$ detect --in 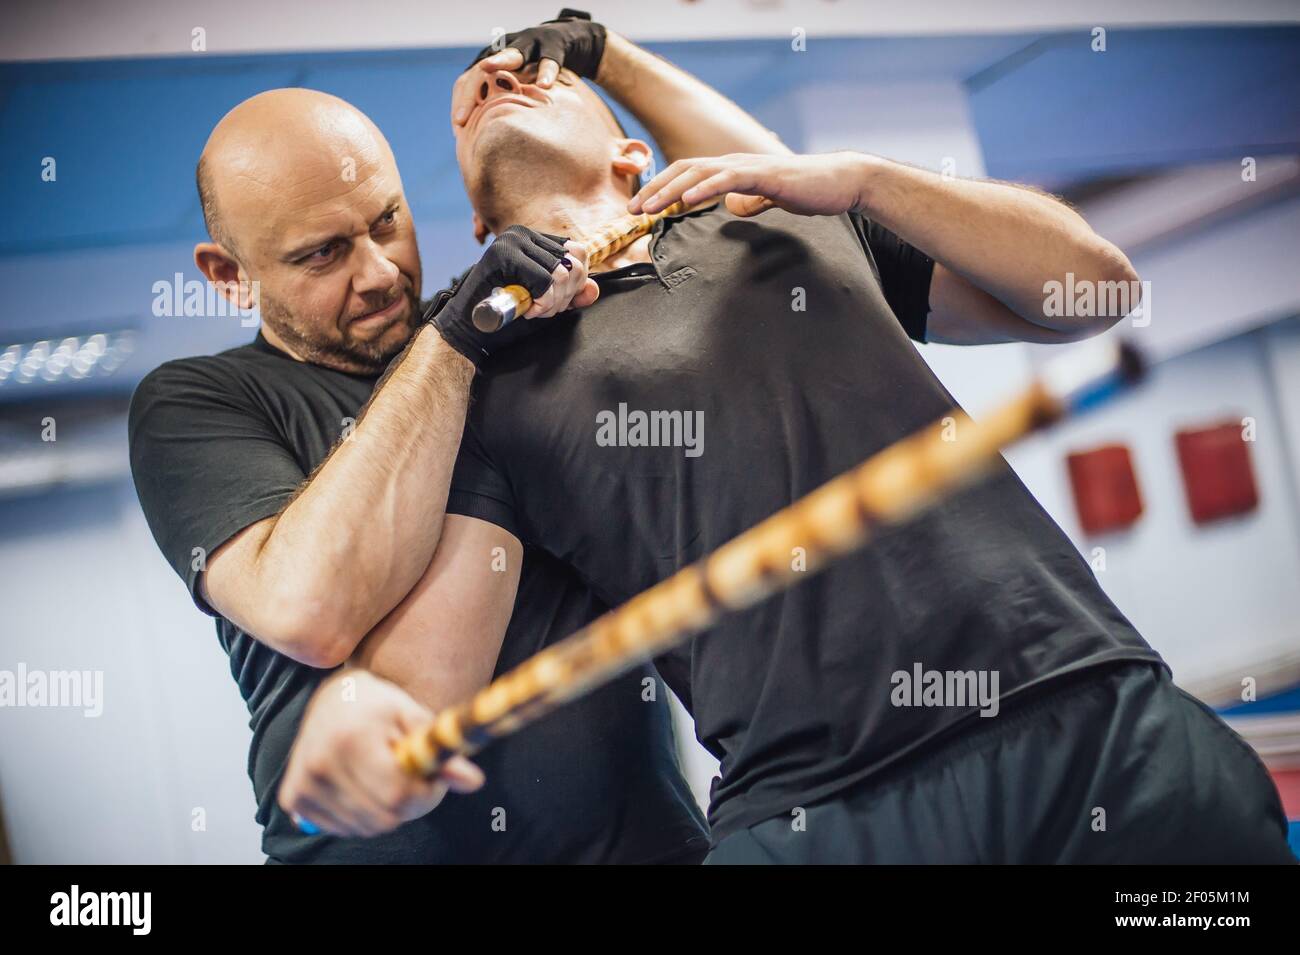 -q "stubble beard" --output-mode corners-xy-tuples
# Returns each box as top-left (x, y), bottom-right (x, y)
(259, 285), (421, 376)
(471, 119), (599, 230)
